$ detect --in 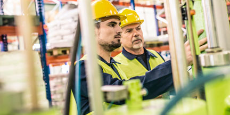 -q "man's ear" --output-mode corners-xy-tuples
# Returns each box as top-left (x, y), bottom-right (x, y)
(95, 27), (100, 38)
